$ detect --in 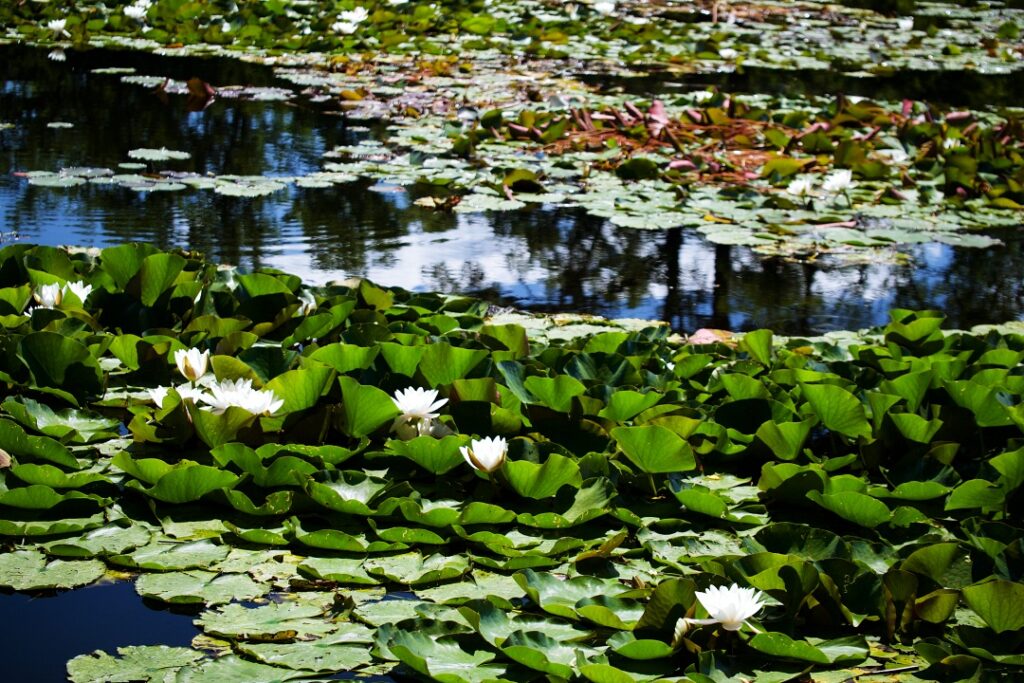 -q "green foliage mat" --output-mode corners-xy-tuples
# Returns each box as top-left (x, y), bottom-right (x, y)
(0, 244), (1023, 681)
